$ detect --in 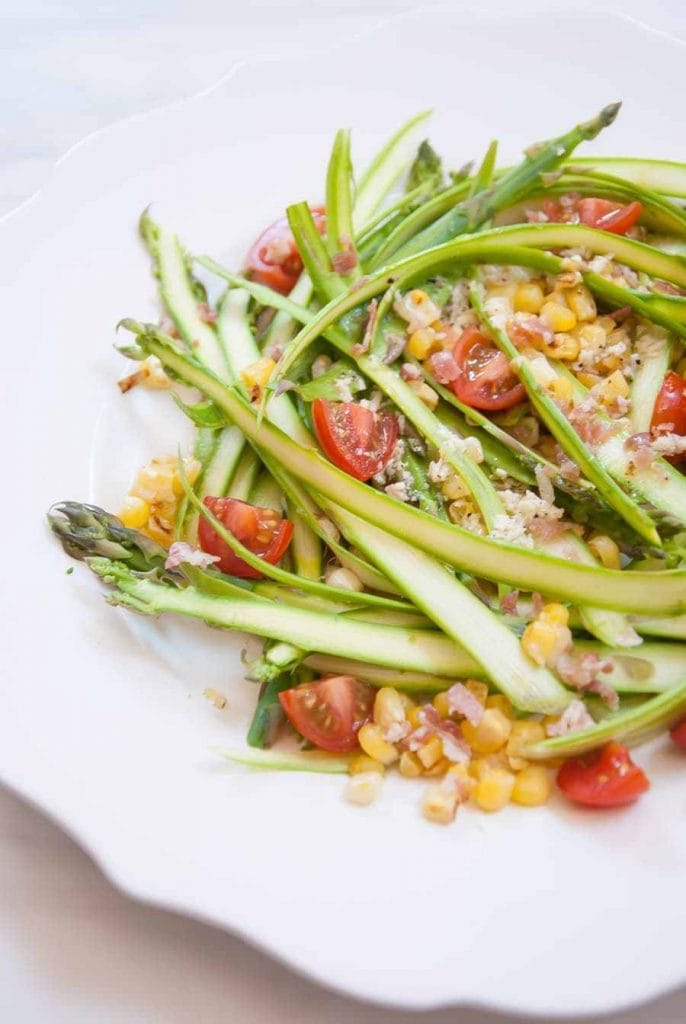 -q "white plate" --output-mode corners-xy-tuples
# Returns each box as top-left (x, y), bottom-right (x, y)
(3, 6), (686, 1015)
